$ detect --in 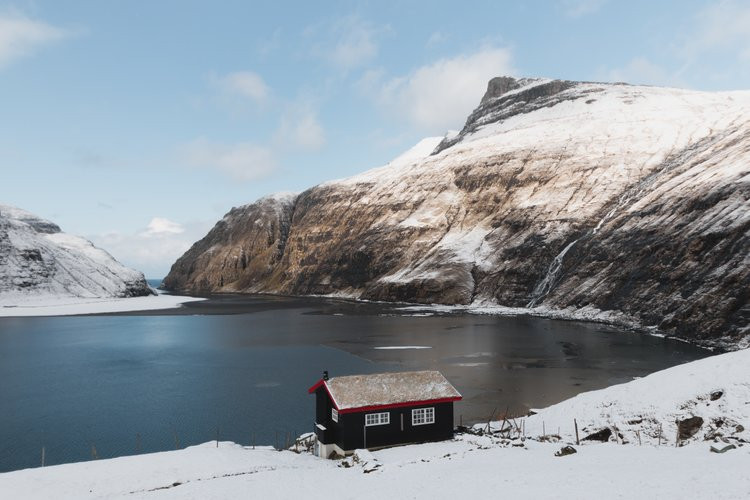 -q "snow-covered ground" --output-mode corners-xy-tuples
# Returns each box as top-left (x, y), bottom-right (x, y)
(2, 348), (748, 499)
(2, 438), (748, 499)
(0, 293), (205, 317)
